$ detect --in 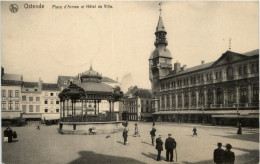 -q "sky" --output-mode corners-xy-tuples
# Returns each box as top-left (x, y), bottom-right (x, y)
(1, 1), (259, 92)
